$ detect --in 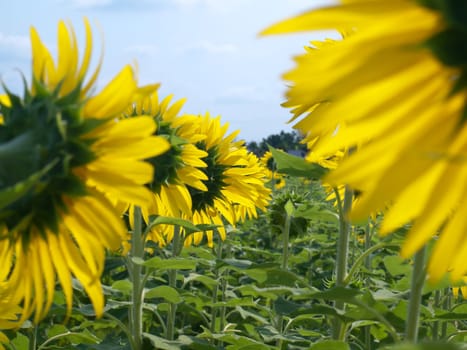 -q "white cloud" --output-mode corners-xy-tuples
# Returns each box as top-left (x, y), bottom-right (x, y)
(0, 32), (30, 58)
(182, 40), (237, 55)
